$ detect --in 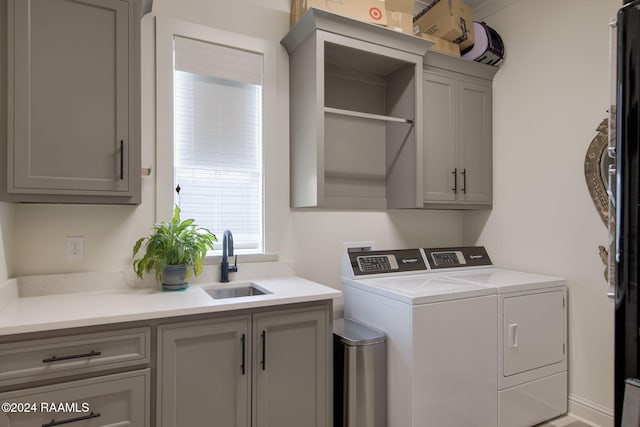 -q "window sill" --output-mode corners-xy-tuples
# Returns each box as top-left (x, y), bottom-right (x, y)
(204, 252), (279, 264)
